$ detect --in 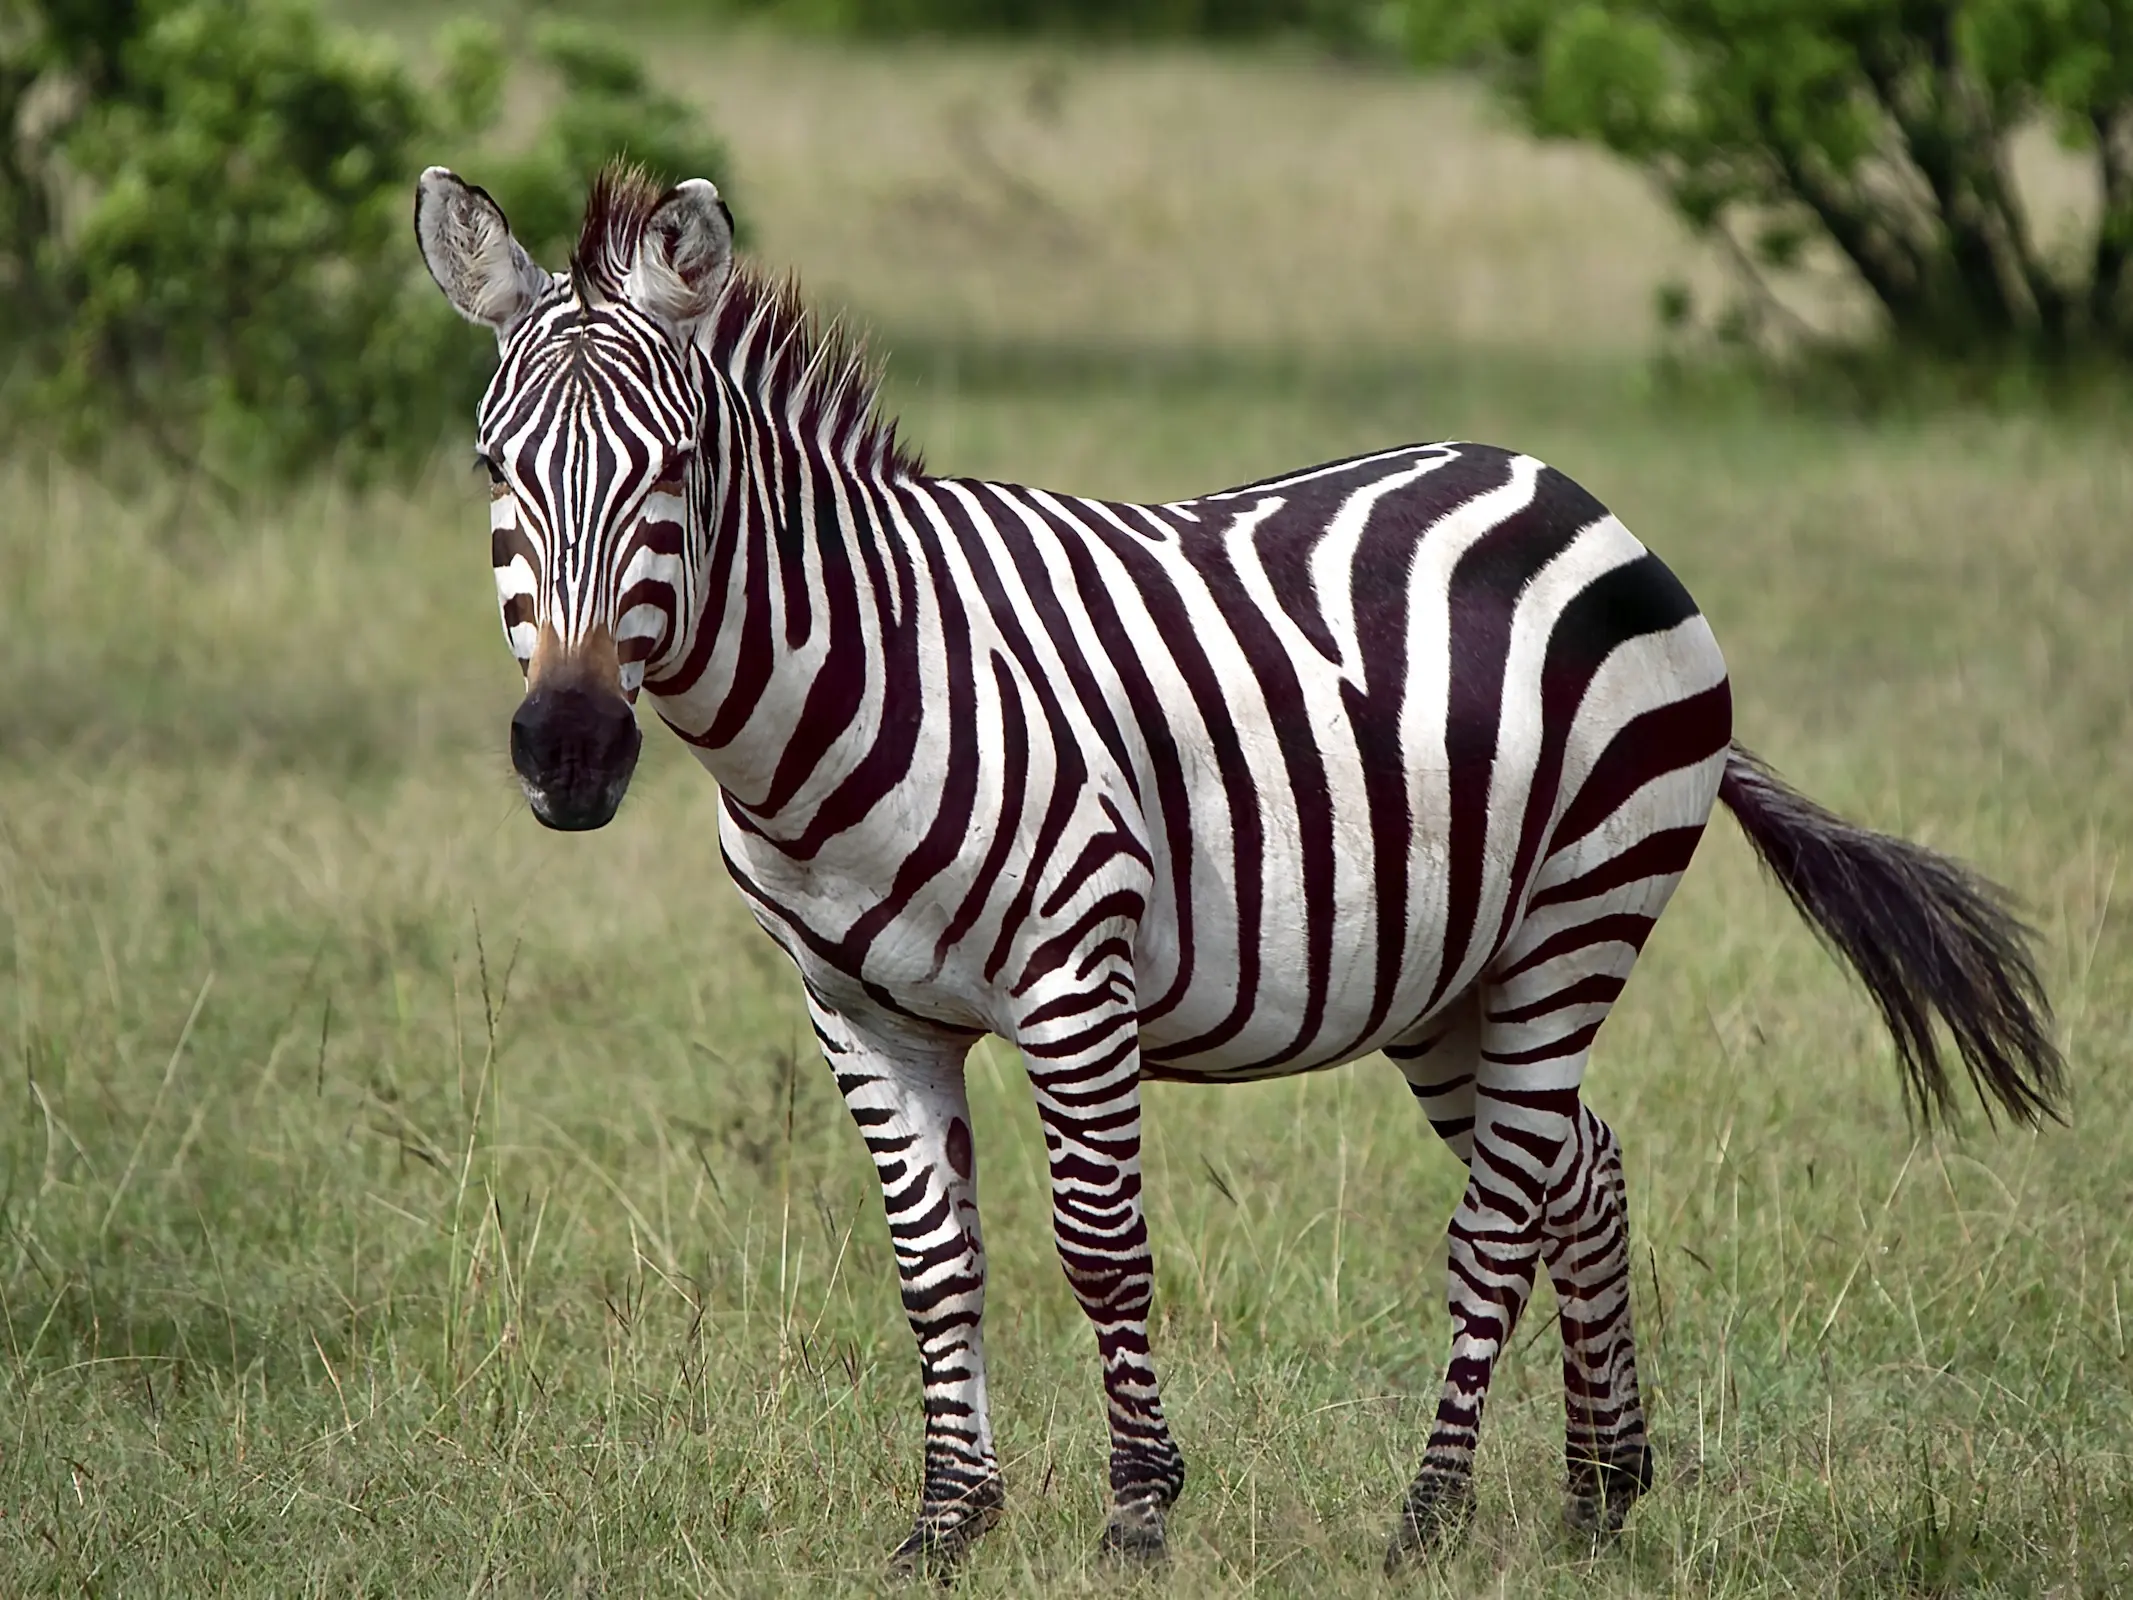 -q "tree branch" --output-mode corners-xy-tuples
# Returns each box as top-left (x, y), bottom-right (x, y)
(1932, 18), (2068, 346)
(2092, 107), (2133, 340)
(1857, 24), (2014, 343)
(1705, 207), (1823, 347)
(1765, 132), (1927, 335)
